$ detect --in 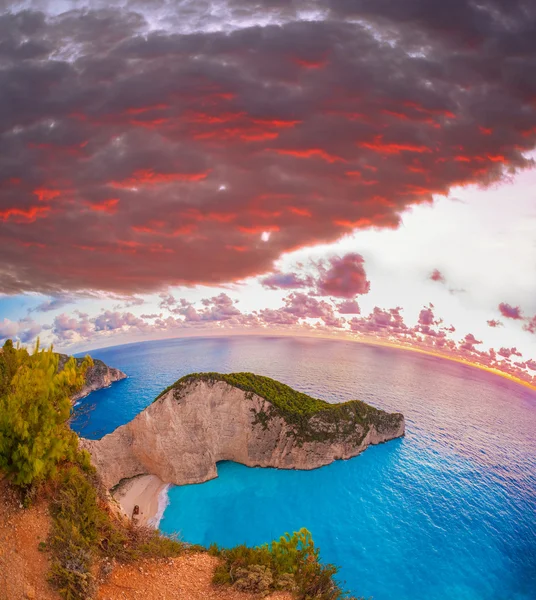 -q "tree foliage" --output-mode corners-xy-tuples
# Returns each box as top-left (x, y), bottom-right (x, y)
(212, 527), (365, 599)
(0, 340), (92, 486)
